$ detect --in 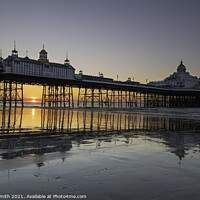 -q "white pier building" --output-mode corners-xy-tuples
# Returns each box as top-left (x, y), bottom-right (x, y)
(1, 44), (75, 80)
(148, 61), (200, 89)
